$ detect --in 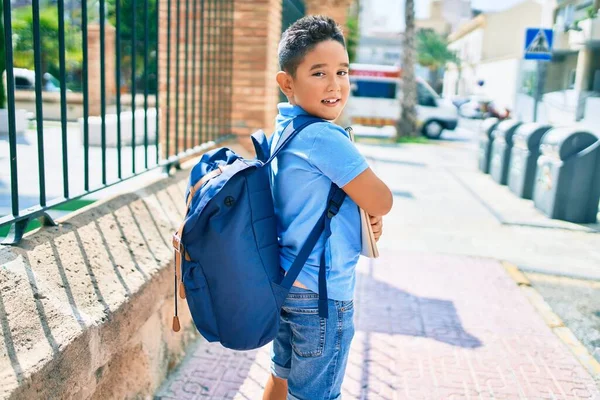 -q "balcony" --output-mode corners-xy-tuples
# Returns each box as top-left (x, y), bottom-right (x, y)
(569, 16), (600, 46)
(552, 26), (572, 52)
